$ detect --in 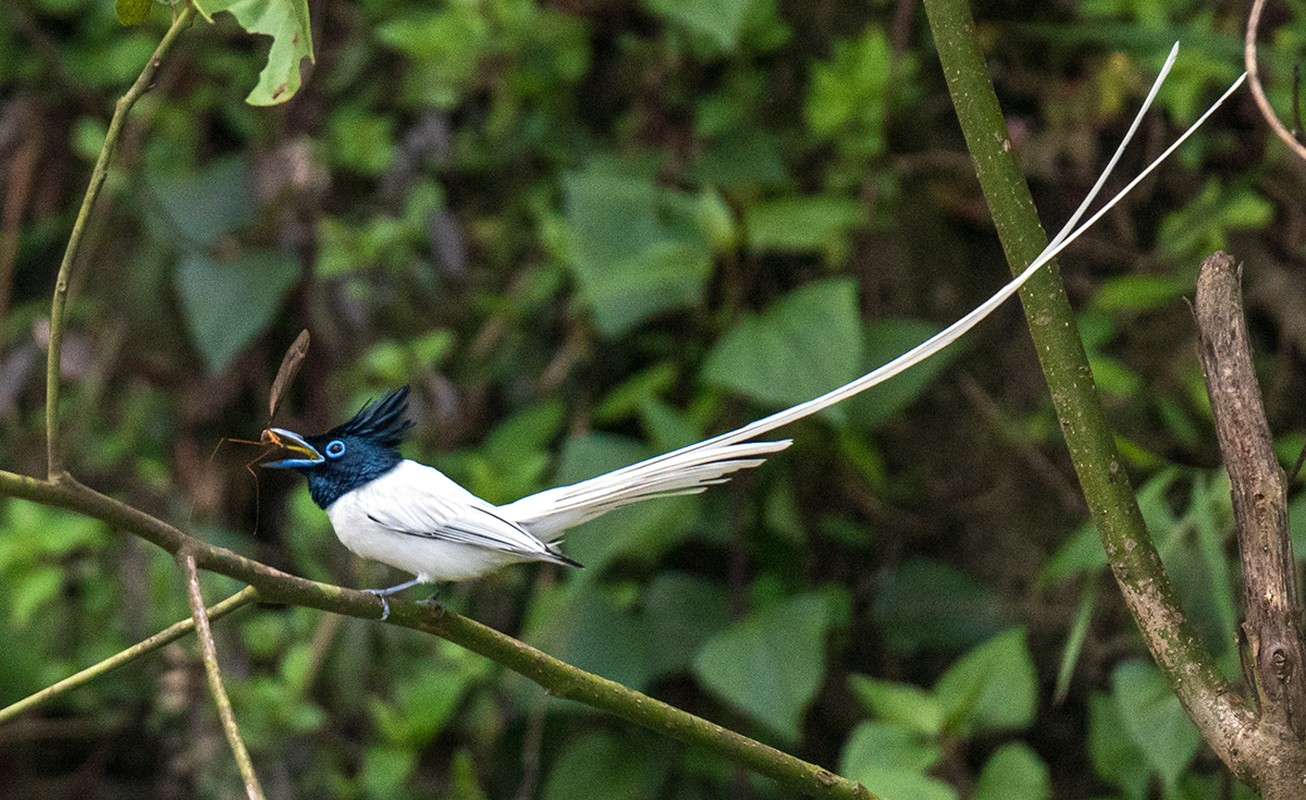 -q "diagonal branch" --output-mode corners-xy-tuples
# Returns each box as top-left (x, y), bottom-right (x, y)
(920, 0), (1256, 782)
(0, 468), (871, 799)
(0, 586), (257, 725)
(180, 552), (266, 800)
(44, 3), (196, 478)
